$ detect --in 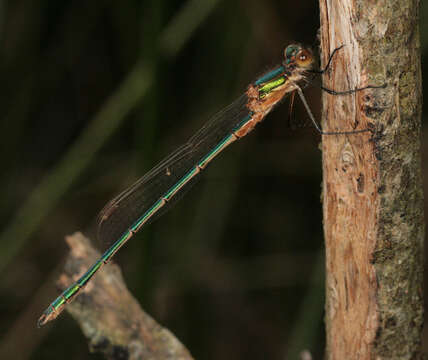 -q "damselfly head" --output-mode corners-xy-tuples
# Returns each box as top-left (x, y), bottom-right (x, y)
(283, 44), (315, 72)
